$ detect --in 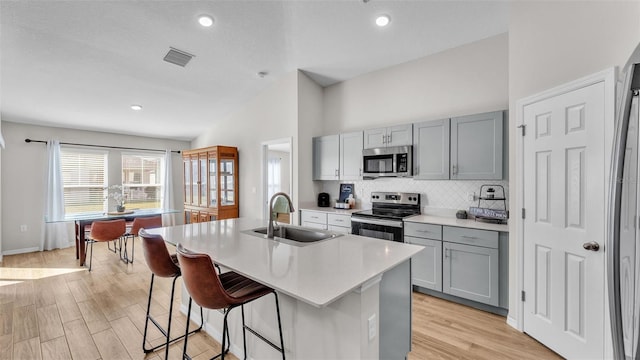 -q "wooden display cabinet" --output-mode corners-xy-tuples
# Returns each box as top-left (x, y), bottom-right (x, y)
(183, 145), (239, 223)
